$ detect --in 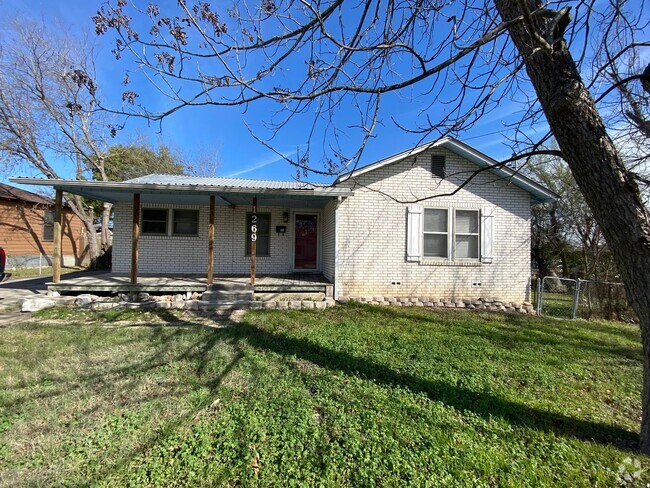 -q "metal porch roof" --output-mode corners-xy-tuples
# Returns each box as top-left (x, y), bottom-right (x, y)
(8, 176), (350, 208)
